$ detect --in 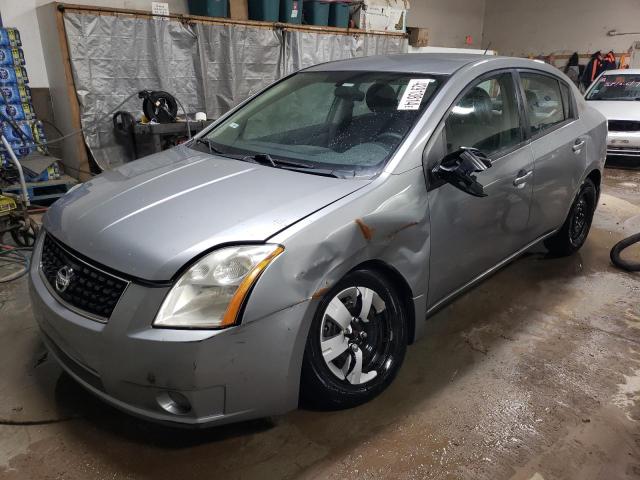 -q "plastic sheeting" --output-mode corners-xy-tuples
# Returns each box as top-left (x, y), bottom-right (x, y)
(64, 12), (408, 170)
(64, 13), (204, 170)
(284, 30), (407, 72)
(195, 23), (284, 120)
